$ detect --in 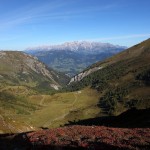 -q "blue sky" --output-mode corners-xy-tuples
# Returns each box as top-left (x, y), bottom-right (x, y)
(0, 0), (150, 50)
